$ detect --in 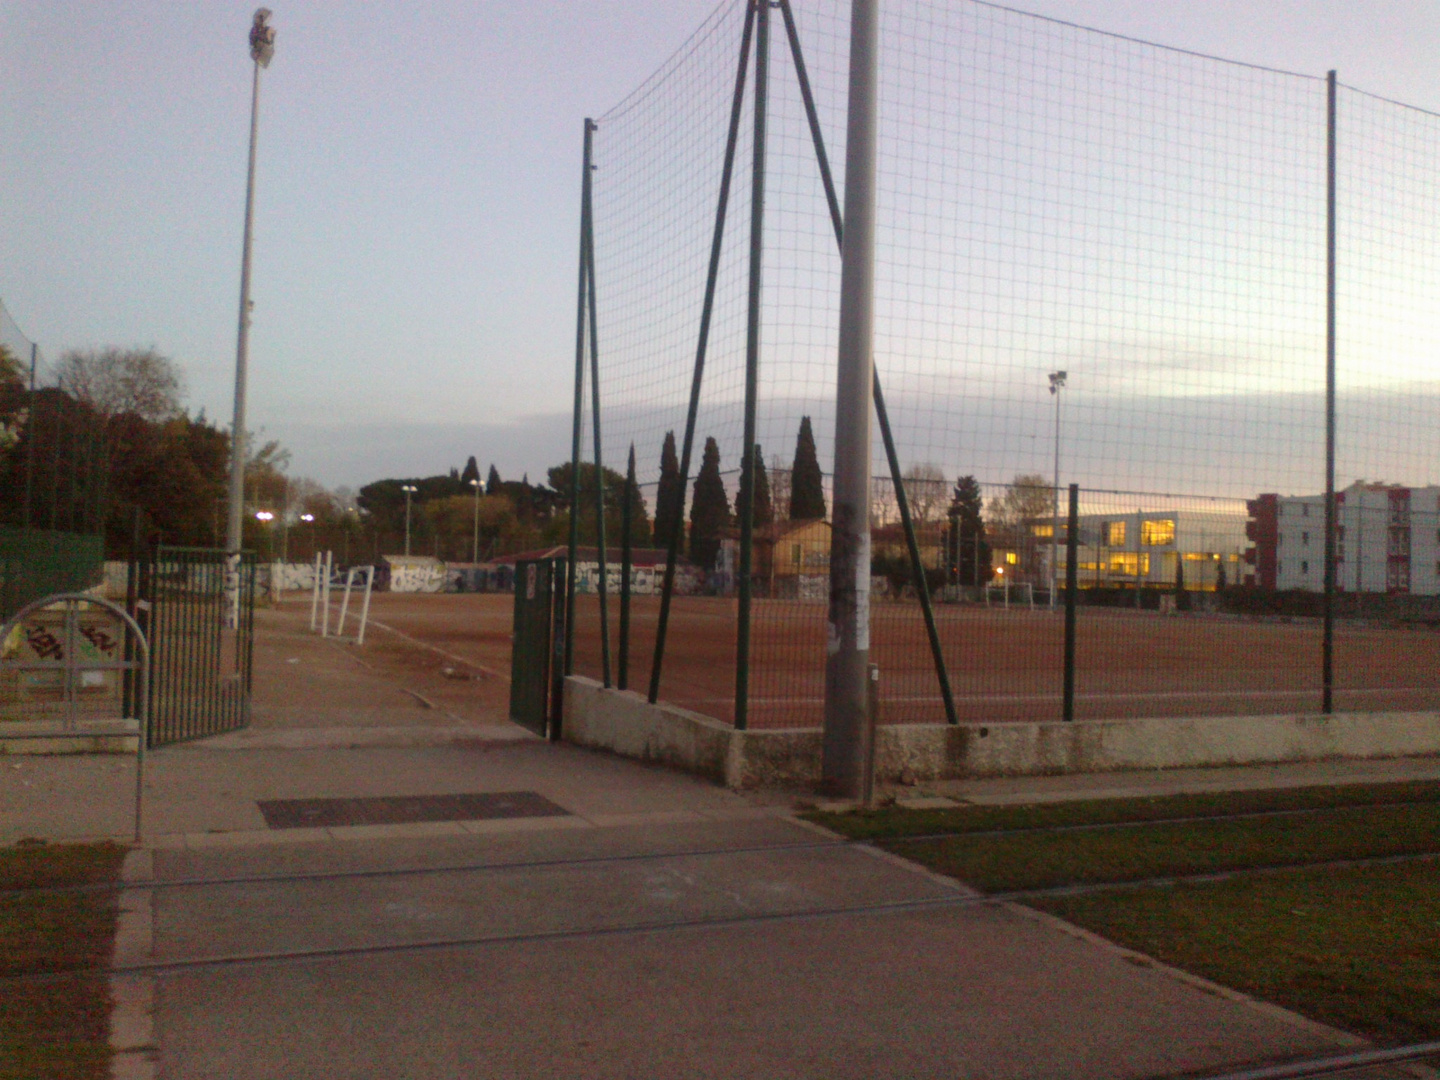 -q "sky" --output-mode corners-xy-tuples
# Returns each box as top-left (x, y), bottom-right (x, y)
(2, 1), (1439, 492)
